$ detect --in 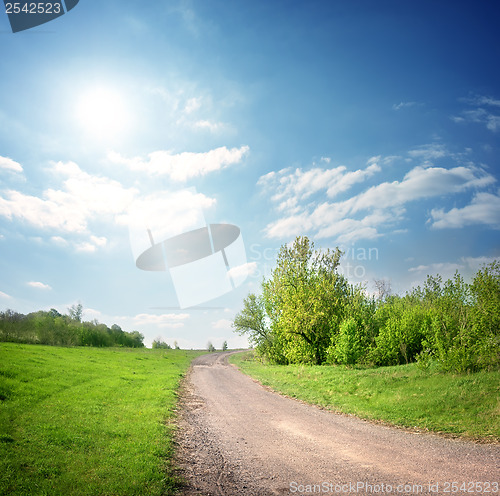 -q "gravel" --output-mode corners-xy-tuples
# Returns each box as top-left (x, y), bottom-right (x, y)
(175, 352), (499, 496)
